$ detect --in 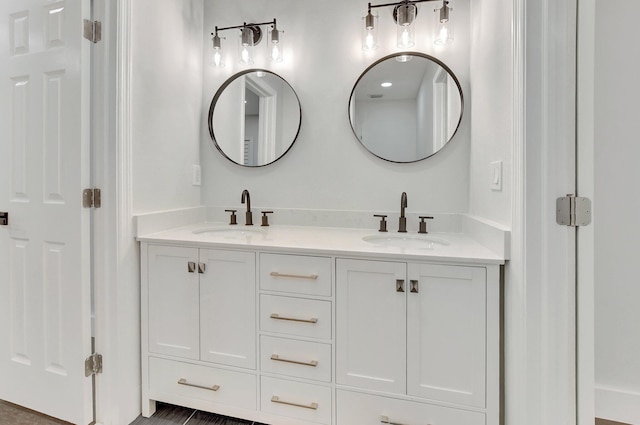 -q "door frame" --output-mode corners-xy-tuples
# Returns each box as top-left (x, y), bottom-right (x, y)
(92, 0), (141, 424)
(576, 0), (596, 423)
(508, 0), (580, 424)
